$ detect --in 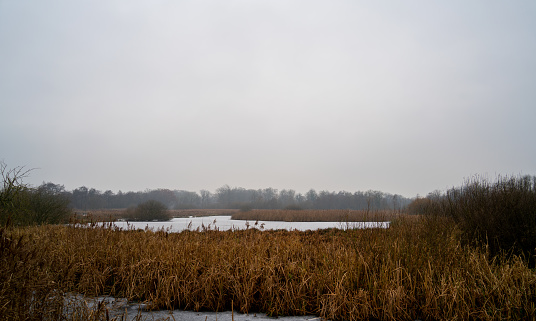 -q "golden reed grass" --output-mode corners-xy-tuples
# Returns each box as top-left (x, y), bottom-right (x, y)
(1, 216), (535, 320)
(75, 208), (239, 222)
(231, 209), (404, 222)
